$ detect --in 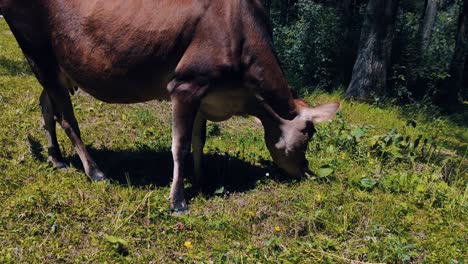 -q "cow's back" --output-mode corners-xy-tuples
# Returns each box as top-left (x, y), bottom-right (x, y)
(49, 1), (206, 72)
(2, 0), (290, 109)
(45, 0), (211, 102)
